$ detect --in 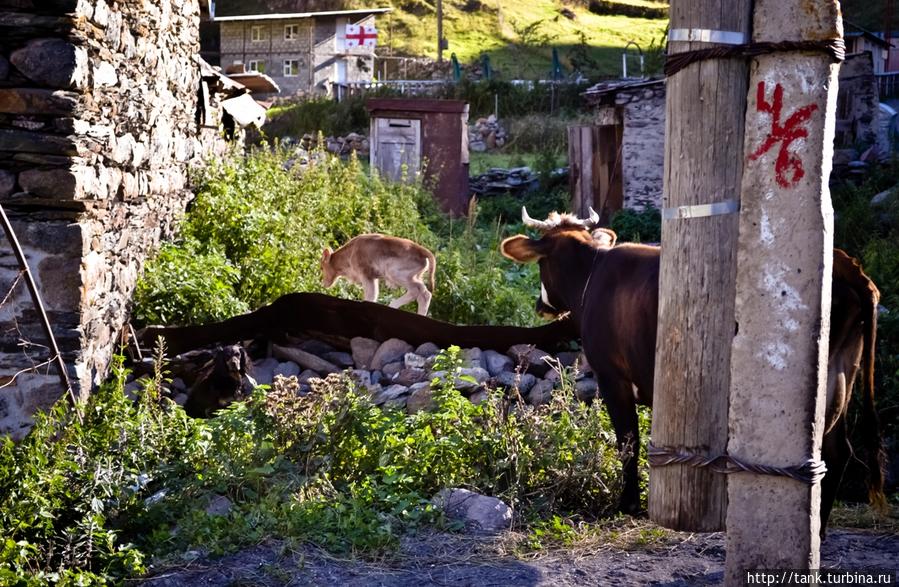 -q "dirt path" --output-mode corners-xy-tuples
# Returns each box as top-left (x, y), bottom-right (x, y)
(141, 527), (899, 586)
